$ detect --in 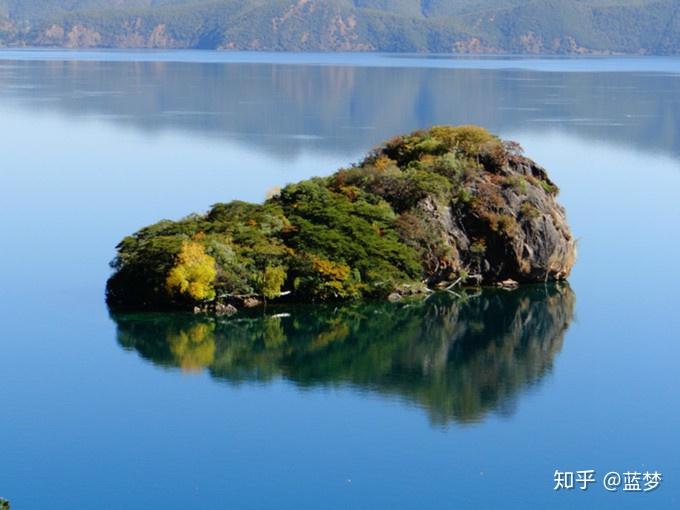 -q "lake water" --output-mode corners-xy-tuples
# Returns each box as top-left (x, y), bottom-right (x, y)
(1, 51), (679, 509)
